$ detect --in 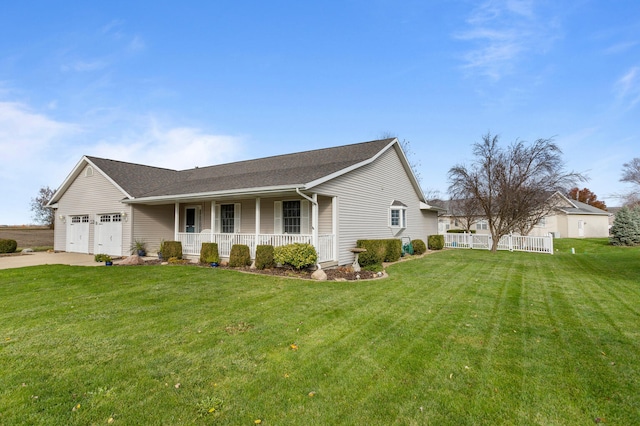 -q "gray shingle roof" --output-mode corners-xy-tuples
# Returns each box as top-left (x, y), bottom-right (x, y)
(88, 138), (395, 199)
(558, 199), (609, 215)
